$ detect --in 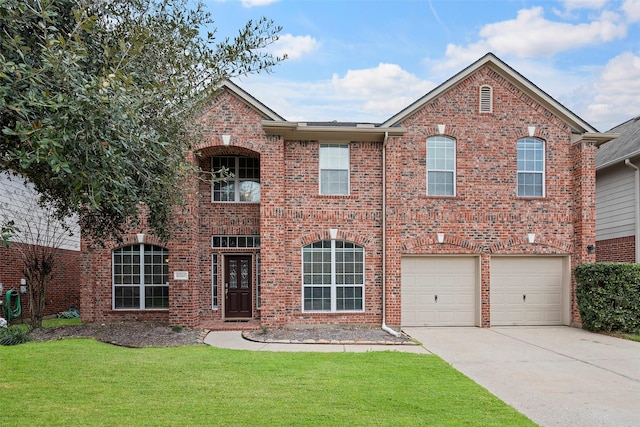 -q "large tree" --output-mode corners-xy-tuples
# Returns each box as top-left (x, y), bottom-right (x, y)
(0, 0), (284, 243)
